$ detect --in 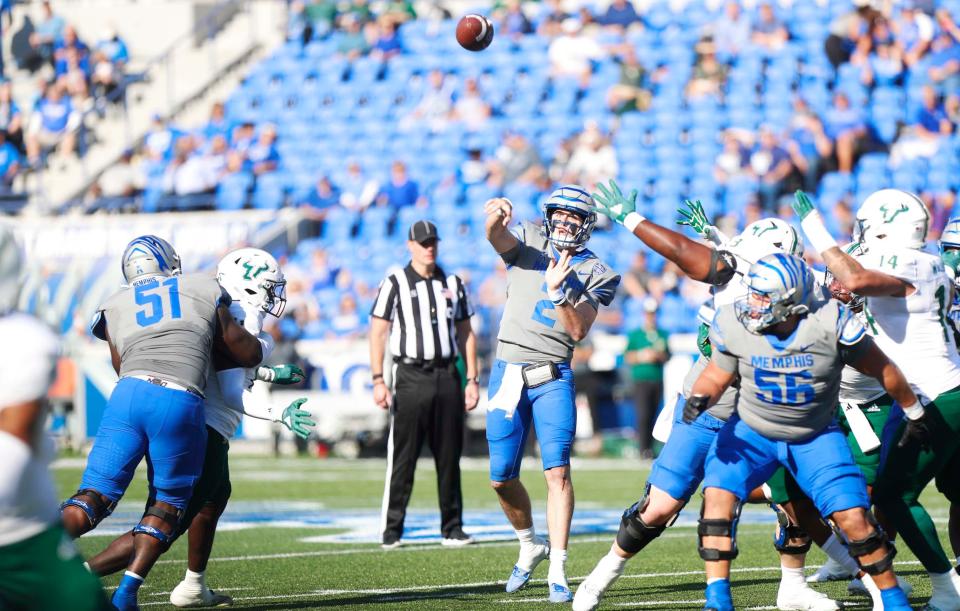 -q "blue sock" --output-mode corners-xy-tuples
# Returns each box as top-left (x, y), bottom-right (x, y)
(704, 579), (733, 610)
(112, 571), (144, 609)
(879, 585), (910, 609)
